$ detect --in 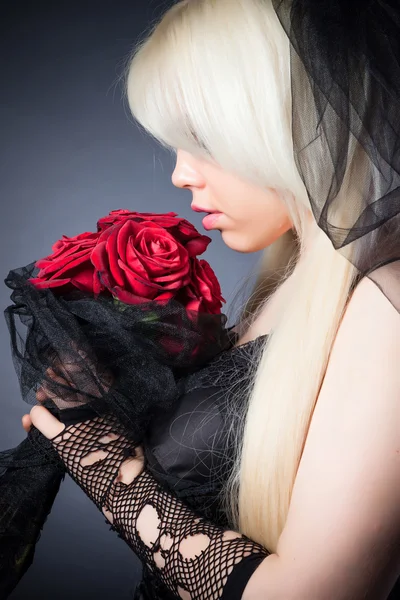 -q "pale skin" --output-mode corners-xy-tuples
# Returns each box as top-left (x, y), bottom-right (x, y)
(24, 150), (400, 599)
